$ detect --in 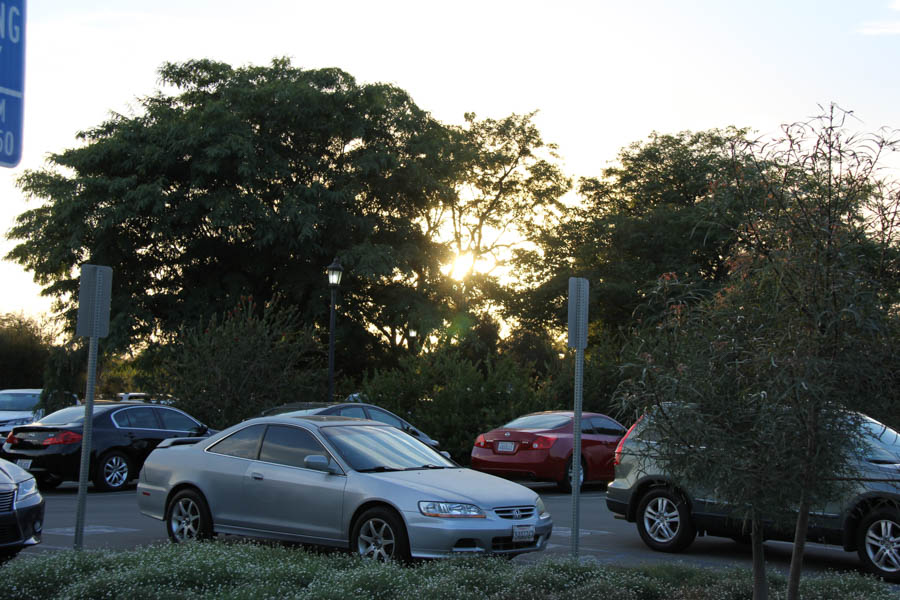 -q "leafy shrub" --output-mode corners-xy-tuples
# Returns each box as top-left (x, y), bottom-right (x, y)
(152, 296), (326, 429)
(2, 543), (895, 600)
(362, 350), (547, 464)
